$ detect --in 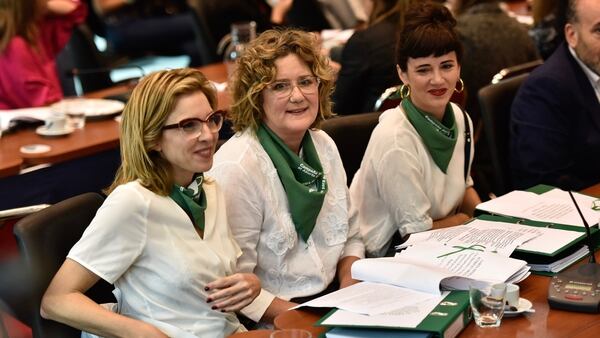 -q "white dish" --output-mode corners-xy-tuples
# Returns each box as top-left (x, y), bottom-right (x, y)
(20, 144), (51, 154)
(36, 125), (74, 137)
(504, 297), (533, 317)
(51, 98), (125, 119)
